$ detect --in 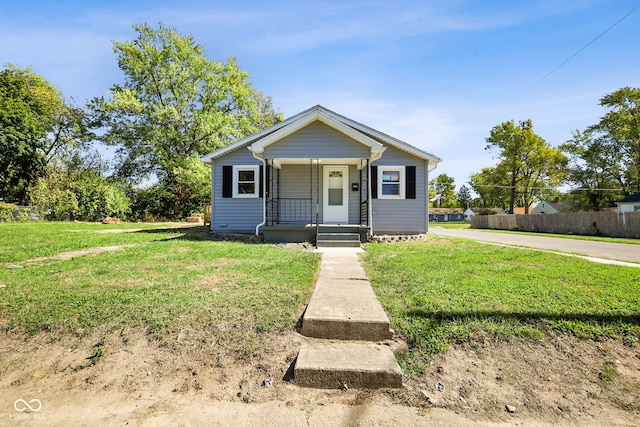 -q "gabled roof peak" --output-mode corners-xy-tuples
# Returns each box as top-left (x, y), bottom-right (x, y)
(200, 105), (442, 165)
